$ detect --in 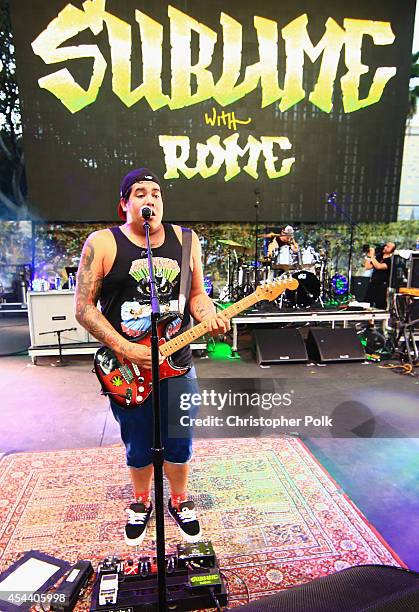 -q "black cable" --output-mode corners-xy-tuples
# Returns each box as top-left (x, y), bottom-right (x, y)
(219, 570), (230, 605)
(220, 567), (250, 605)
(209, 587), (222, 611)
